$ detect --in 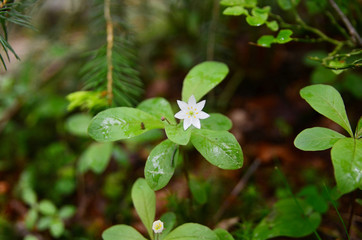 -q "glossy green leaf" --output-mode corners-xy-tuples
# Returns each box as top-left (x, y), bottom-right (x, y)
(257, 35), (275, 47)
(165, 124), (192, 145)
(50, 219), (64, 238)
(253, 198), (321, 240)
(88, 107), (164, 142)
(356, 117), (362, 138)
(65, 113), (92, 137)
(78, 142), (113, 174)
(331, 138), (362, 195)
(131, 178), (156, 239)
(266, 21), (279, 31)
(182, 61), (229, 102)
(294, 127), (345, 151)
(102, 225), (147, 240)
(191, 129), (243, 170)
(164, 223), (219, 240)
(160, 212), (177, 240)
(300, 84), (353, 136)
(38, 200), (57, 216)
(275, 29), (293, 44)
(137, 98), (176, 125)
(201, 113), (232, 131)
(223, 6), (247, 16)
(246, 15), (265, 26)
(329, 60), (345, 74)
(145, 140), (178, 191)
(252, 7), (270, 21)
(214, 228), (235, 240)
